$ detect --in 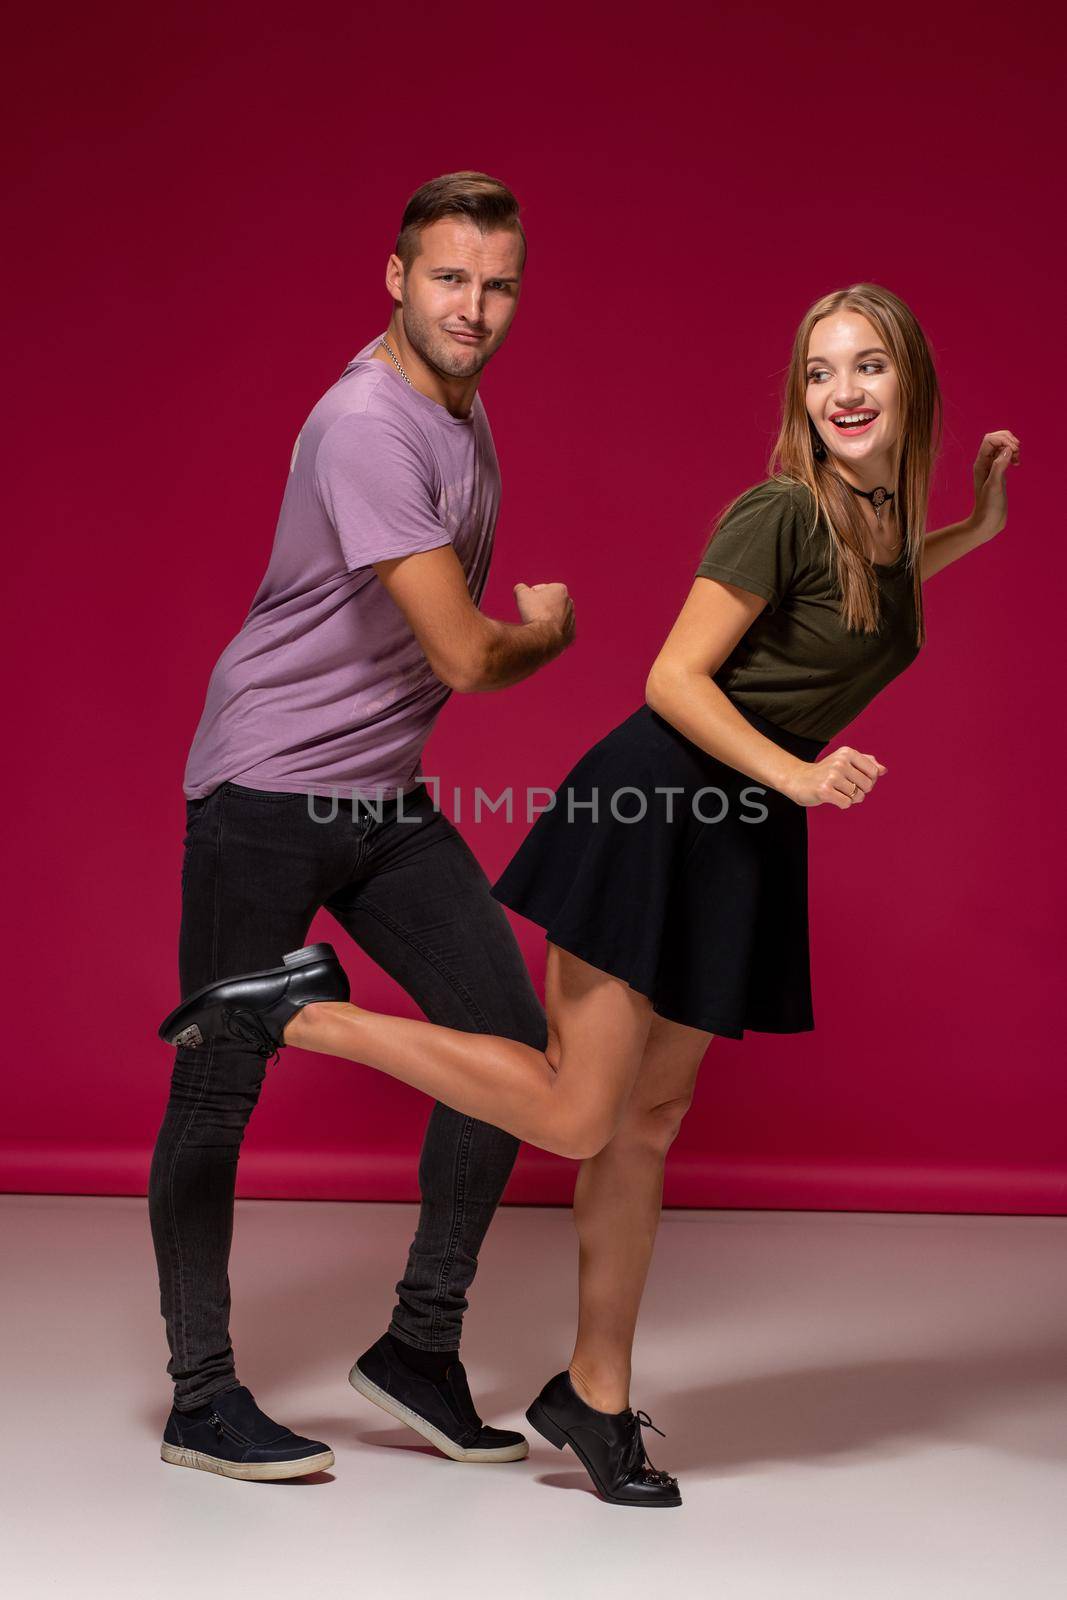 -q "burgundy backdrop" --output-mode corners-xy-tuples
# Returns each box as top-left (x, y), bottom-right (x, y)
(4, 1), (1063, 1212)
